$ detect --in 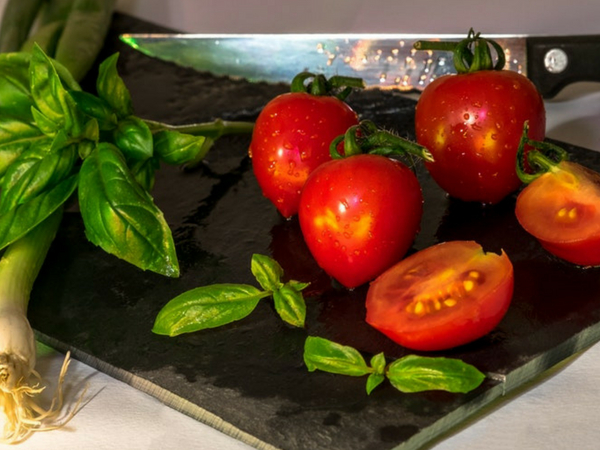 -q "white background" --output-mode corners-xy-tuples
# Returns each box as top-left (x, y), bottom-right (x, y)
(2, 1), (600, 449)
